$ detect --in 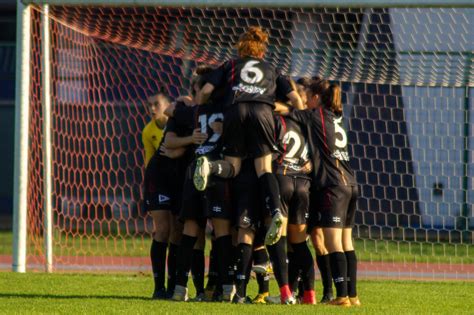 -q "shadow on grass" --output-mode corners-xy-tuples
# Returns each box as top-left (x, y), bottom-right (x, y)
(0, 293), (151, 301)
